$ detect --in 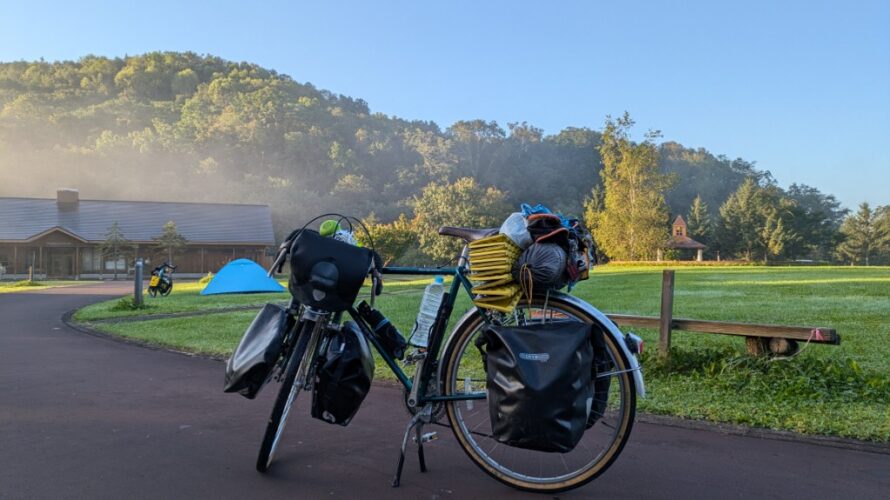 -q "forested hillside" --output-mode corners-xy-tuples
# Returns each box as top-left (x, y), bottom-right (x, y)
(3, 52), (881, 263)
(0, 54), (756, 224)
